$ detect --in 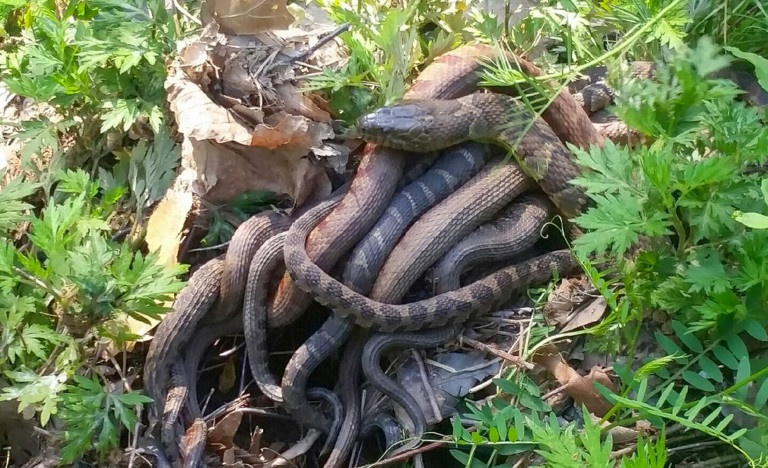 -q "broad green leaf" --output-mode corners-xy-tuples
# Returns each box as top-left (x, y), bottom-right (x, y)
(451, 415), (464, 441)
(681, 371), (715, 392)
(715, 413), (734, 433)
(754, 378), (768, 411)
(735, 356), (751, 401)
(697, 356), (723, 383)
(672, 386), (688, 415)
(733, 211), (768, 230)
(742, 319), (768, 342)
(657, 383), (676, 407)
(671, 320), (703, 352)
(655, 332), (683, 356)
(488, 426), (499, 443)
(712, 345), (739, 370)
(684, 397), (711, 420)
(702, 407), (721, 426)
(725, 335), (748, 361)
